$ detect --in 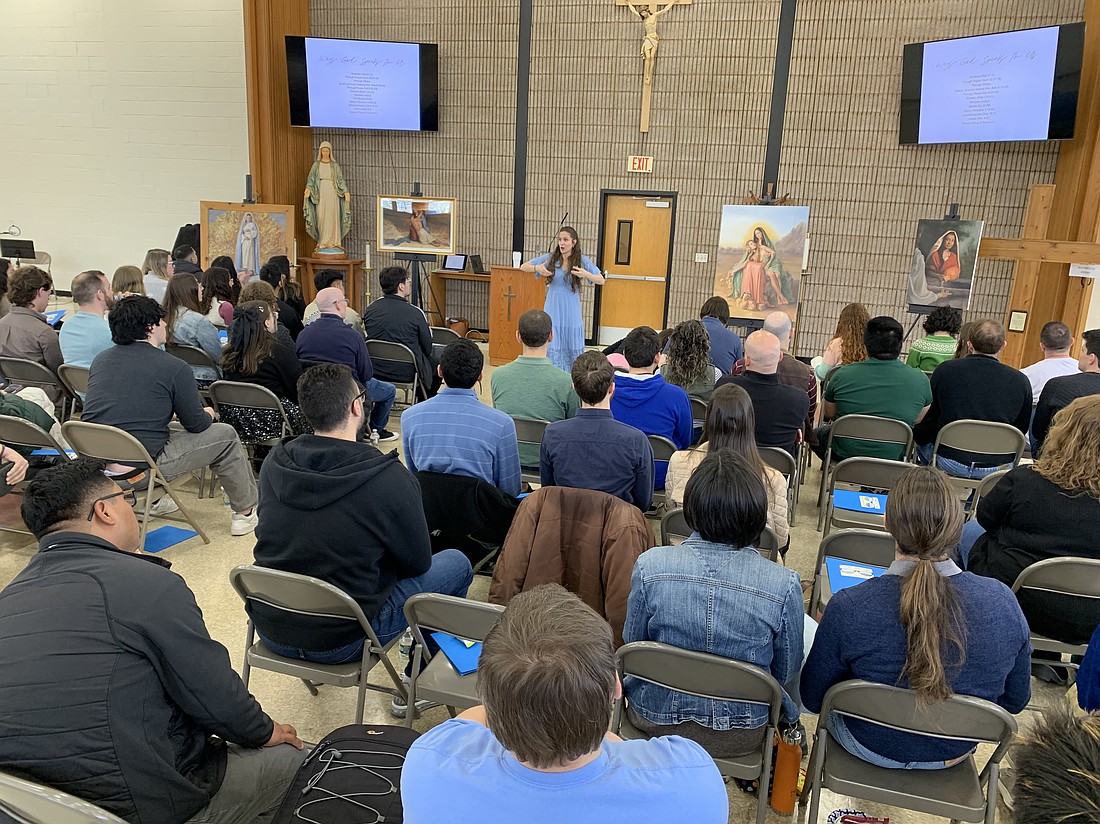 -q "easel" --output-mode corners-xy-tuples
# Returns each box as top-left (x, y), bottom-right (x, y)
(394, 252), (439, 314)
(904, 202), (961, 341)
